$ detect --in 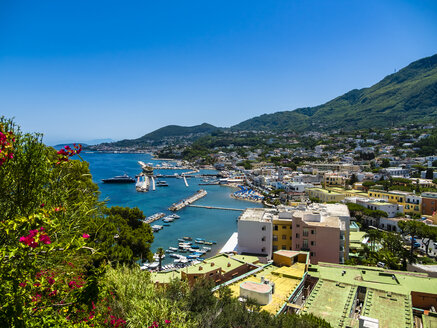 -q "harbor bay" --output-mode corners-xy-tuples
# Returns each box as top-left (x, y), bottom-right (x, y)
(80, 152), (263, 264)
